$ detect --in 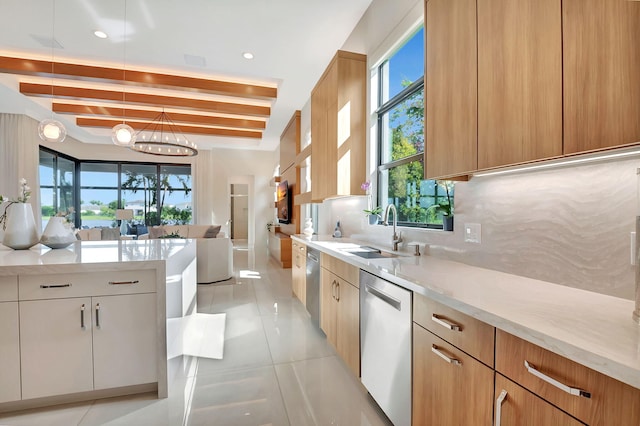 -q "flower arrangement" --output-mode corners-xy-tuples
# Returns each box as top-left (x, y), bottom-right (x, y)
(361, 181), (382, 217)
(0, 178), (31, 230)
